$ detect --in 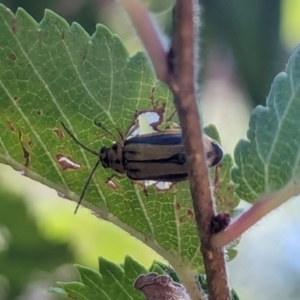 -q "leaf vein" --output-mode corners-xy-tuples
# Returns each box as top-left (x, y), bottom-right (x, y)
(133, 185), (155, 237)
(105, 270), (134, 300)
(240, 151), (258, 198)
(173, 195), (182, 255)
(3, 17), (107, 206)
